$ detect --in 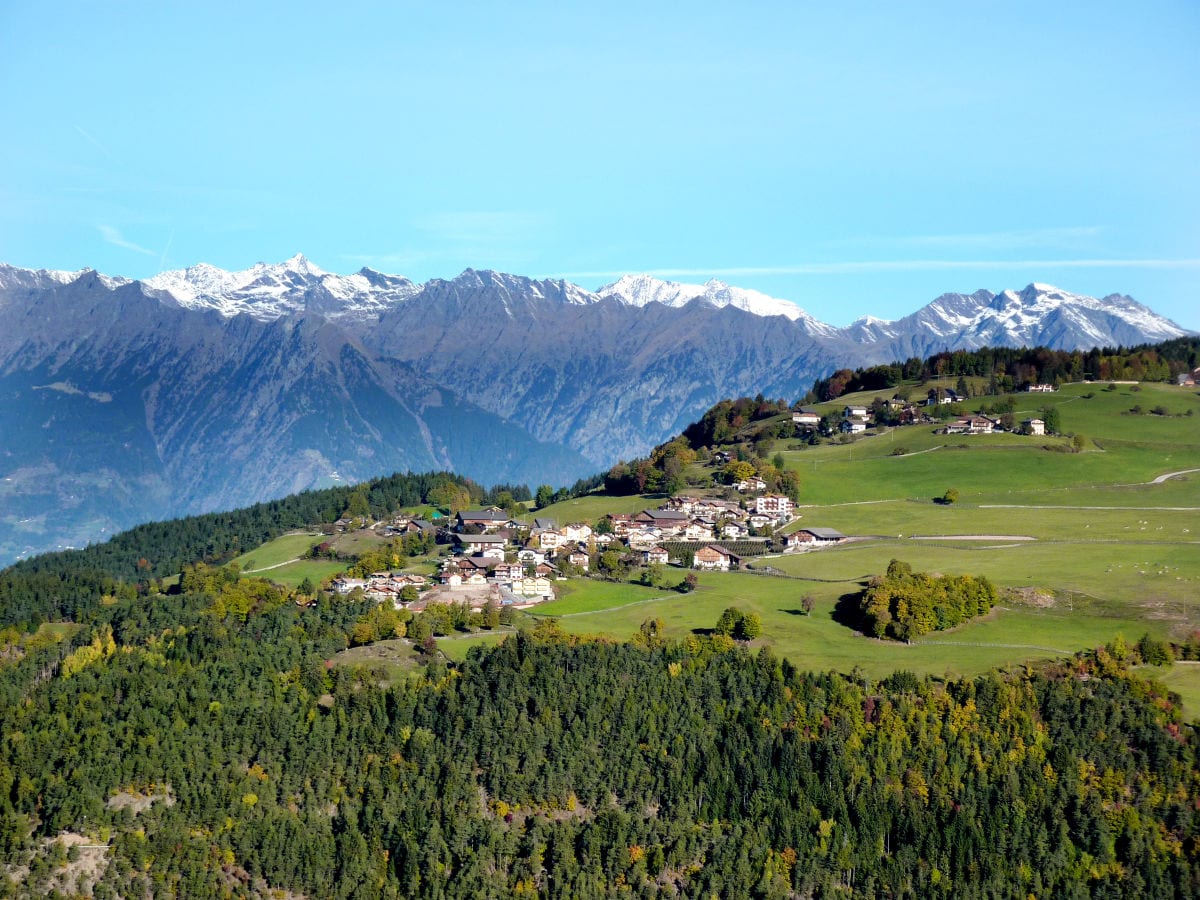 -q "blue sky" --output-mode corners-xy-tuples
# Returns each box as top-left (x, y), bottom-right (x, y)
(1, 1), (1197, 327)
